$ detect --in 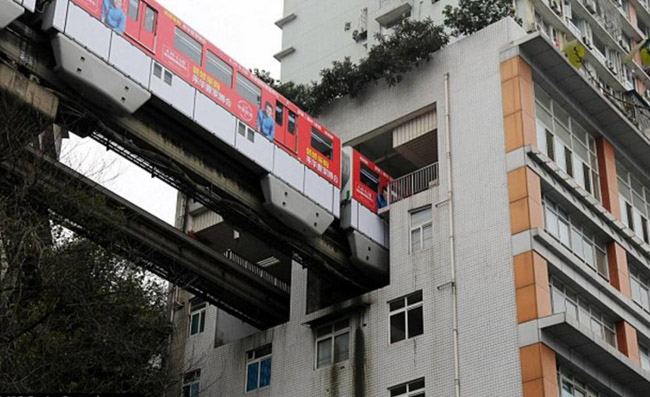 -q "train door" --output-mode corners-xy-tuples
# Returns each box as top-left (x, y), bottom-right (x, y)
(274, 102), (298, 153)
(125, 0), (157, 52)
